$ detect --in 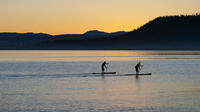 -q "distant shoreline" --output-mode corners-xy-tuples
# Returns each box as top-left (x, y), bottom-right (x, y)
(0, 14), (199, 50)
